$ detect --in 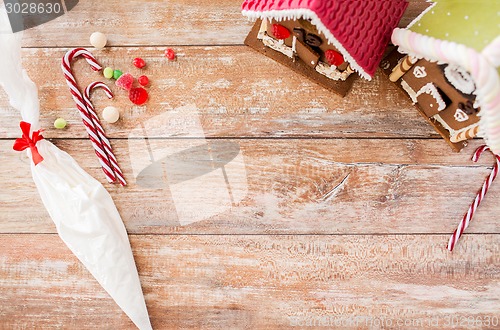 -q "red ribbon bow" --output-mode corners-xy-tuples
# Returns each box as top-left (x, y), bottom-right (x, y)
(13, 121), (44, 166)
